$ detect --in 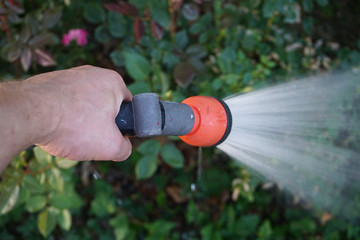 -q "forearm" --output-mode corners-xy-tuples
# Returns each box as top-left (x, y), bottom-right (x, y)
(0, 66), (132, 172)
(0, 81), (52, 171)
